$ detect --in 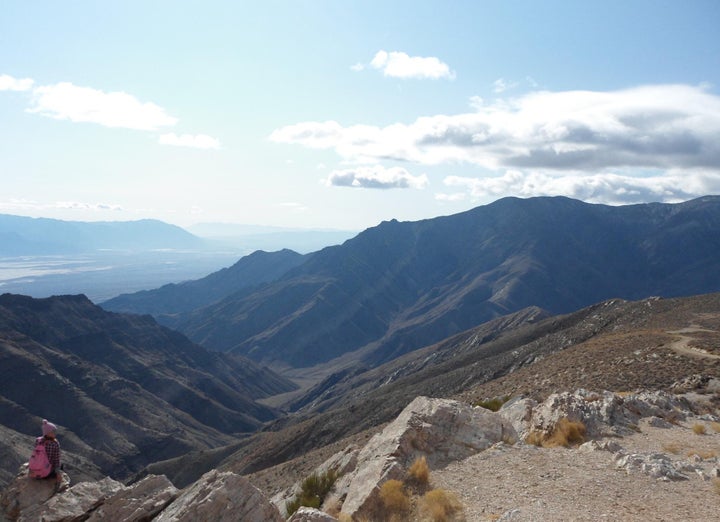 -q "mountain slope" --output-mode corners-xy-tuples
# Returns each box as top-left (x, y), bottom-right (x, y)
(0, 214), (205, 255)
(0, 293), (296, 486)
(143, 292), (720, 489)
(101, 249), (306, 315)
(162, 196), (720, 368)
